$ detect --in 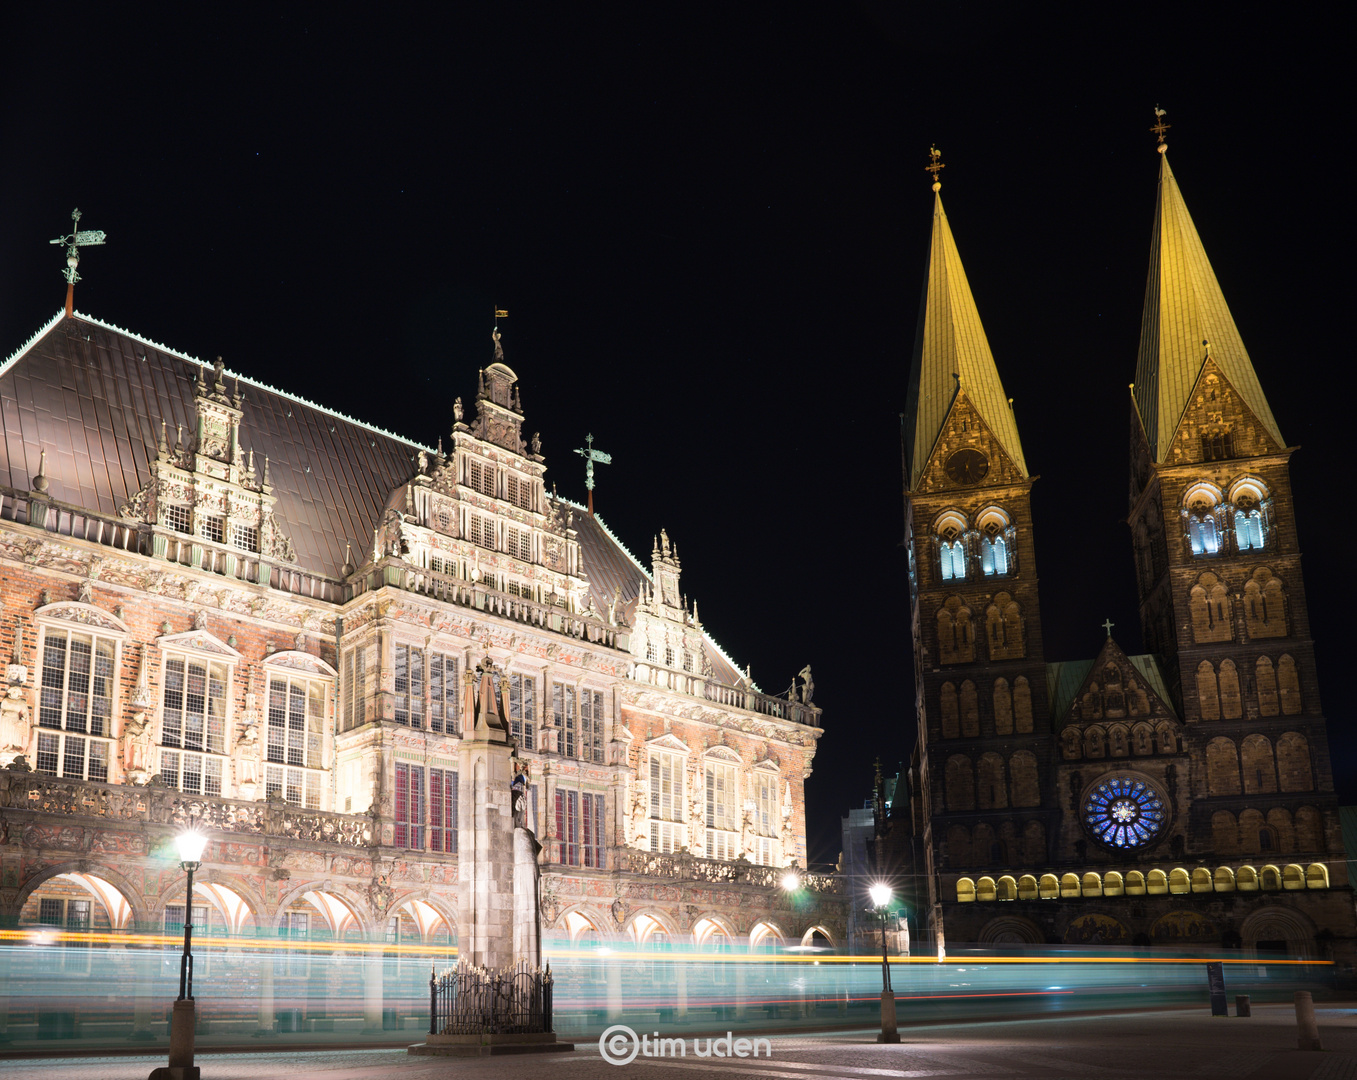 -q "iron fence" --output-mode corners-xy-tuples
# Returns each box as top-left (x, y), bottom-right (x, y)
(430, 959), (554, 1035)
